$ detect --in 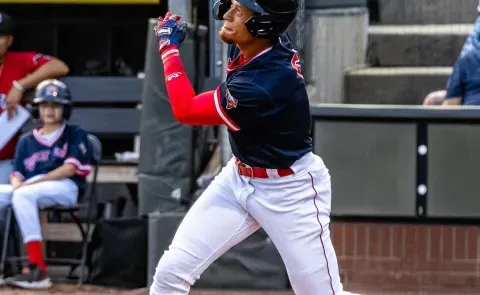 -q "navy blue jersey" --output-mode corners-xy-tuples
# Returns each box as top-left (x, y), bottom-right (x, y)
(446, 15), (480, 105)
(214, 34), (312, 168)
(11, 124), (92, 194)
